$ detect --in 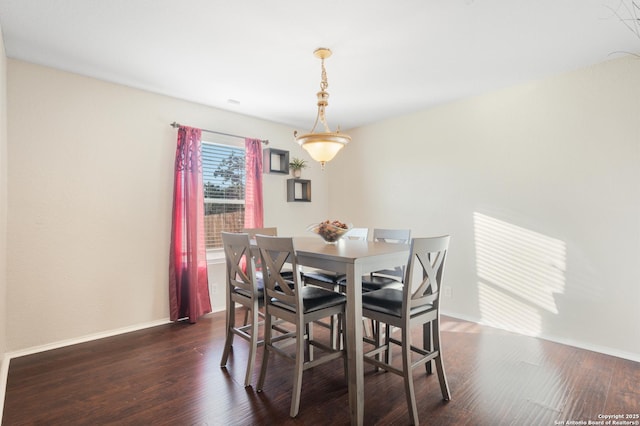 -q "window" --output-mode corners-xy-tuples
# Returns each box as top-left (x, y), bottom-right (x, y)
(202, 141), (245, 249)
